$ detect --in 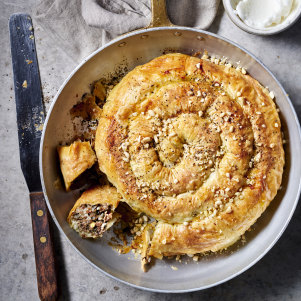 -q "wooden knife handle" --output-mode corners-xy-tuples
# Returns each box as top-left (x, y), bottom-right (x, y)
(30, 192), (58, 301)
